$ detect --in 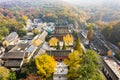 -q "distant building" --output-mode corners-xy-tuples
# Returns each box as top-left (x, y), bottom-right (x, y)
(3, 32), (19, 46)
(34, 18), (42, 24)
(102, 57), (120, 80)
